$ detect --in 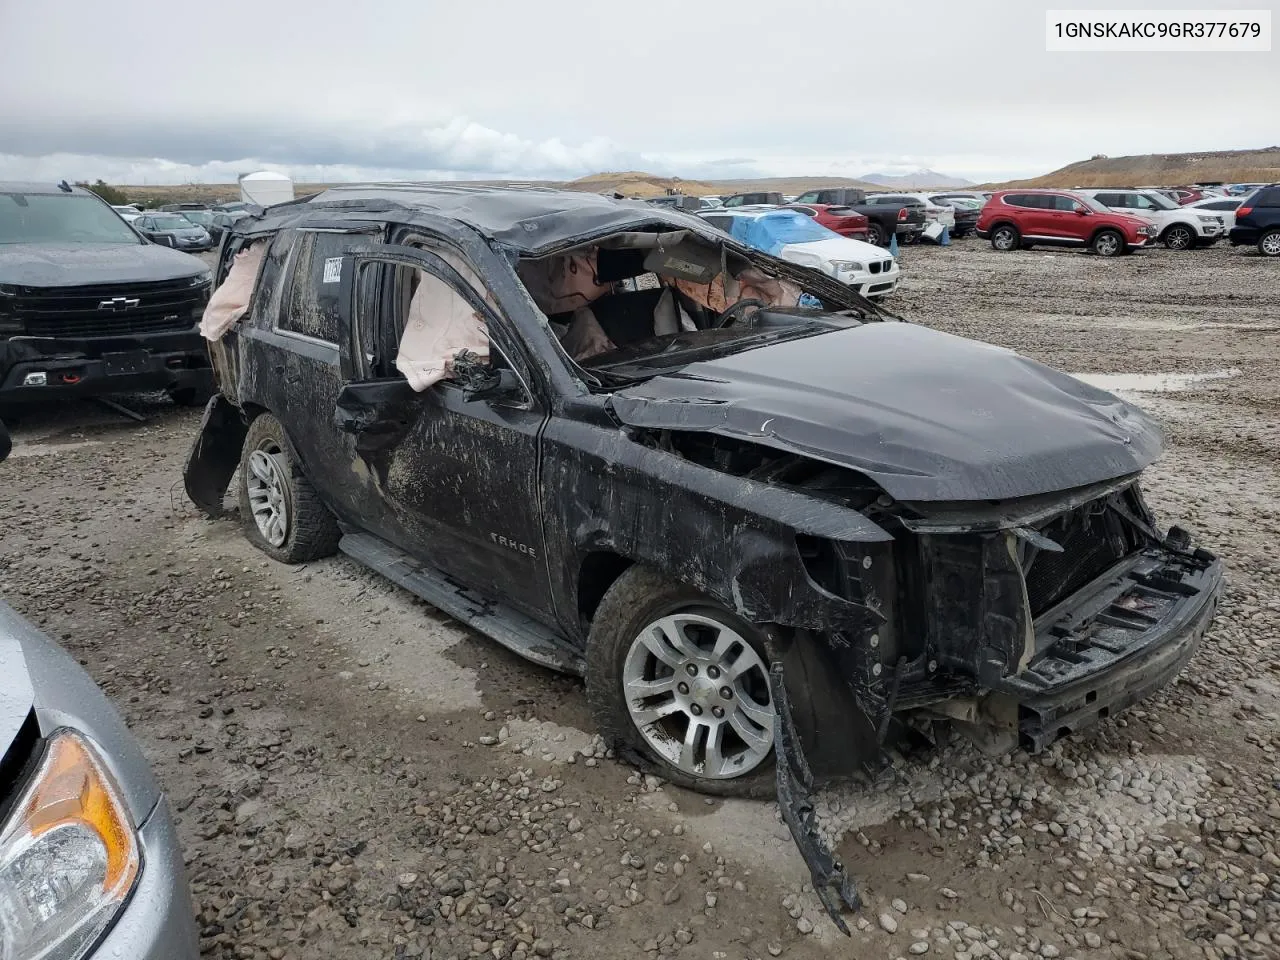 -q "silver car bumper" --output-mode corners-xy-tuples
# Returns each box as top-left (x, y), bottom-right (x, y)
(94, 798), (199, 960)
